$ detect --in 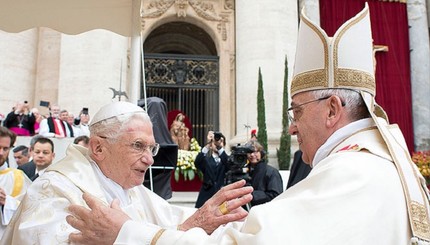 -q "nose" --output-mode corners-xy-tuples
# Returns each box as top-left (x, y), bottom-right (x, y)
(140, 152), (154, 166)
(288, 123), (298, 136)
